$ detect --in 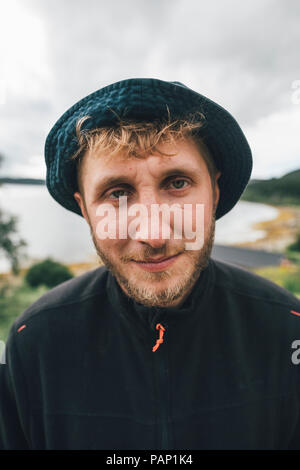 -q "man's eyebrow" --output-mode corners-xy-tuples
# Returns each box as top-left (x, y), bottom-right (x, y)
(96, 176), (132, 192)
(94, 167), (197, 193)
